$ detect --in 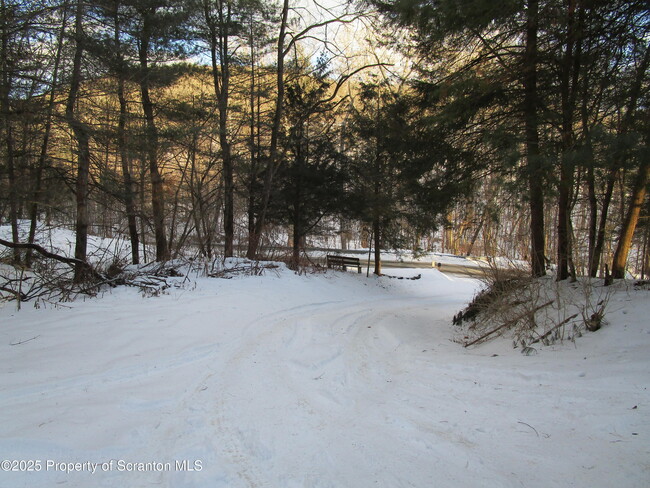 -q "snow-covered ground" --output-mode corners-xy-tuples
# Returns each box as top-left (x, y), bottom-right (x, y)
(311, 247), (489, 266)
(1, 258), (649, 488)
(0, 221), (487, 269)
(0, 222), (133, 263)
